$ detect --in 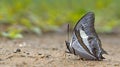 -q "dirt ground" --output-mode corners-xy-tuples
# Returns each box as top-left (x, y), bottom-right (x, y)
(0, 33), (120, 67)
